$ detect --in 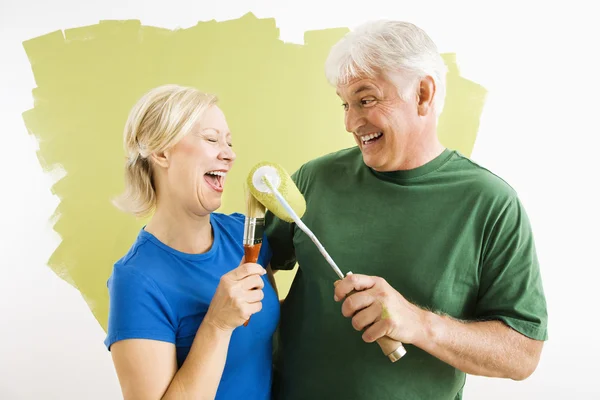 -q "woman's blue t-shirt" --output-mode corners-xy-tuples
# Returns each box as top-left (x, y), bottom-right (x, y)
(104, 212), (279, 399)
